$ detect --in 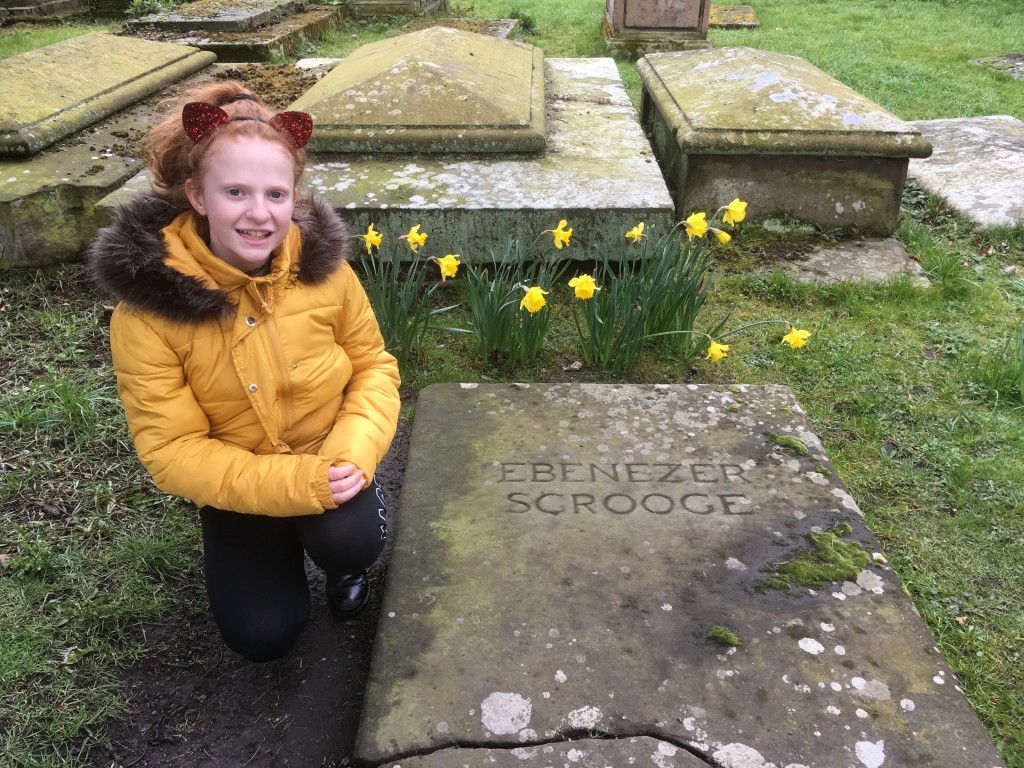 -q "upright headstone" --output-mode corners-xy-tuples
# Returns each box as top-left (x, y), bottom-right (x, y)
(355, 383), (1005, 768)
(604, 0), (712, 58)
